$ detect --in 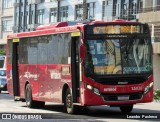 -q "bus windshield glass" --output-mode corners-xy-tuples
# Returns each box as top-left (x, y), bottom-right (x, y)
(84, 38), (152, 75)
